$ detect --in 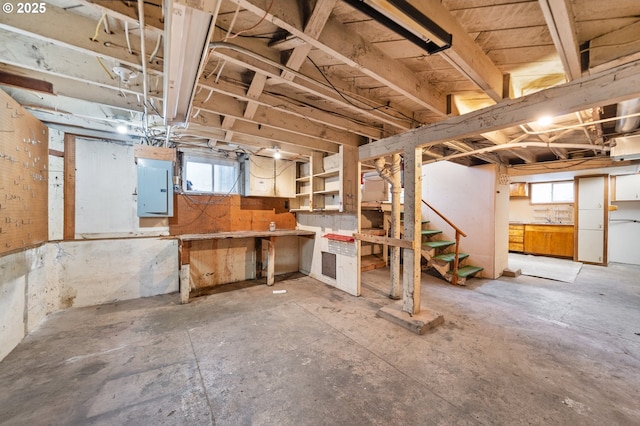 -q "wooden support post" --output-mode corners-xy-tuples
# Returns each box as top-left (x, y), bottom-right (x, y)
(261, 237), (276, 286)
(179, 240), (191, 304)
(179, 265), (190, 304)
(389, 153), (402, 300)
(63, 134), (75, 240)
(402, 147), (422, 315)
